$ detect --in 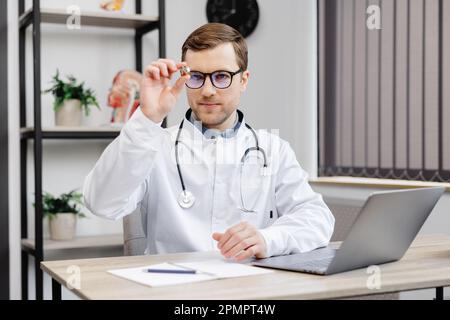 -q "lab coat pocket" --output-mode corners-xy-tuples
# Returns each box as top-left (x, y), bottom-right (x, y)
(239, 171), (269, 212)
(239, 193), (277, 228)
(238, 176), (274, 227)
